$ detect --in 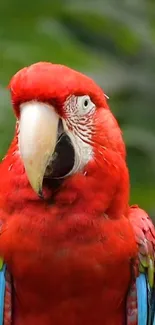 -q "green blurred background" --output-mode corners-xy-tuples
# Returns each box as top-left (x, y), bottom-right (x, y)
(0, 0), (155, 214)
